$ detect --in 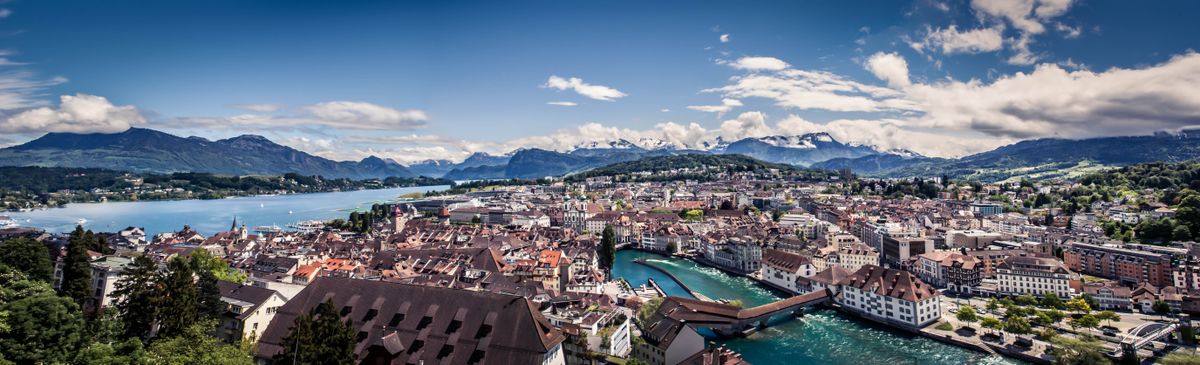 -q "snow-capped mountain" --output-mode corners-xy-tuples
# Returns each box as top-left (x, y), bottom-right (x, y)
(753, 133), (838, 149)
(570, 139), (645, 151)
(883, 148), (924, 158)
